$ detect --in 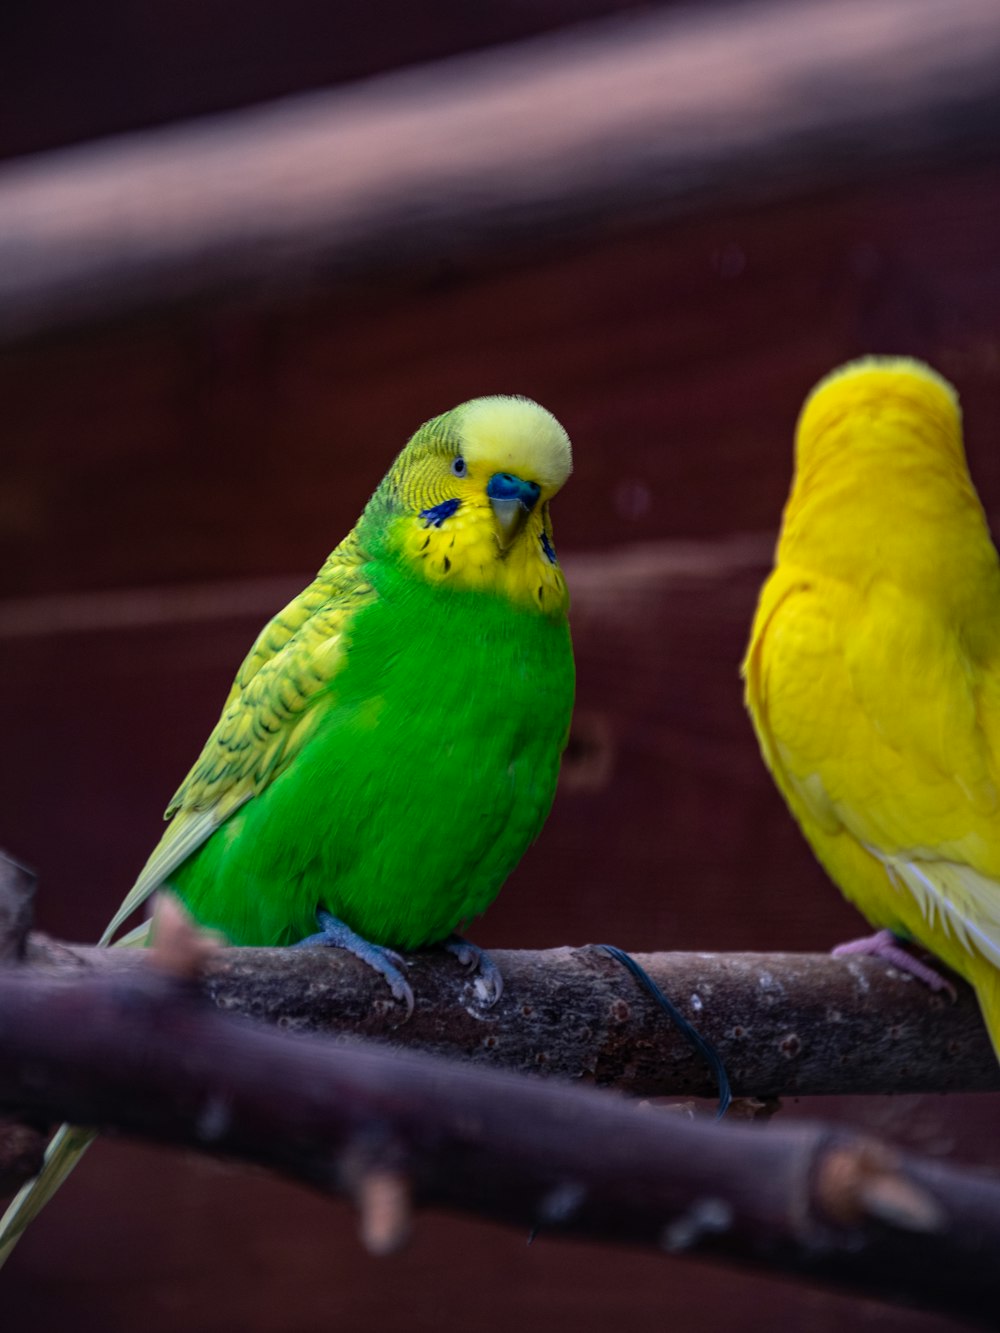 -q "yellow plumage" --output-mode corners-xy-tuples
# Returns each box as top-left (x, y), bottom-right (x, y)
(743, 356), (1000, 1059)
